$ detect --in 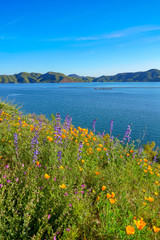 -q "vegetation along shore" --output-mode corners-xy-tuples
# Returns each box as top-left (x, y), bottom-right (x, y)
(1, 69), (160, 83)
(0, 101), (160, 239)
